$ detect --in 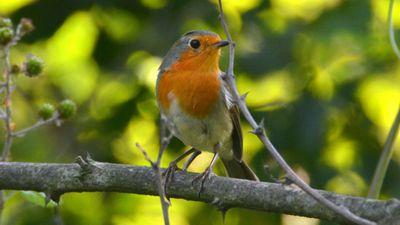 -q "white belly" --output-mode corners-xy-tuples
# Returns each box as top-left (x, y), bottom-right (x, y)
(165, 96), (233, 156)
